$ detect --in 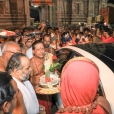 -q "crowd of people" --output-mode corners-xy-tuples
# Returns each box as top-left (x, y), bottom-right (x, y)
(0, 21), (113, 114)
